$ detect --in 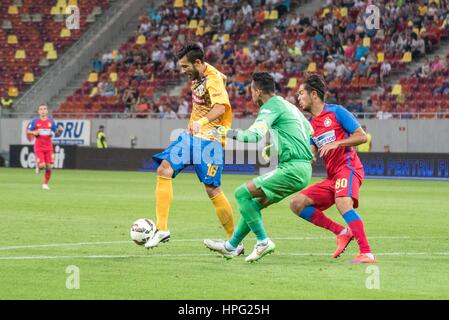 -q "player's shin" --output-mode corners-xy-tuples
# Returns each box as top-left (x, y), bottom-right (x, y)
(235, 185), (267, 242)
(44, 168), (52, 184)
(211, 191), (235, 239)
(155, 176), (173, 231)
(298, 206), (345, 235)
(342, 210), (372, 254)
